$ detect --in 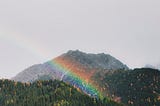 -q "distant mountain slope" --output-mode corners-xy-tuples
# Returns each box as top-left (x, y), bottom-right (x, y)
(145, 64), (160, 70)
(12, 50), (128, 98)
(0, 79), (122, 106)
(12, 50), (128, 82)
(101, 68), (160, 106)
(12, 64), (58, 82)
(11, 50), (160, 105)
